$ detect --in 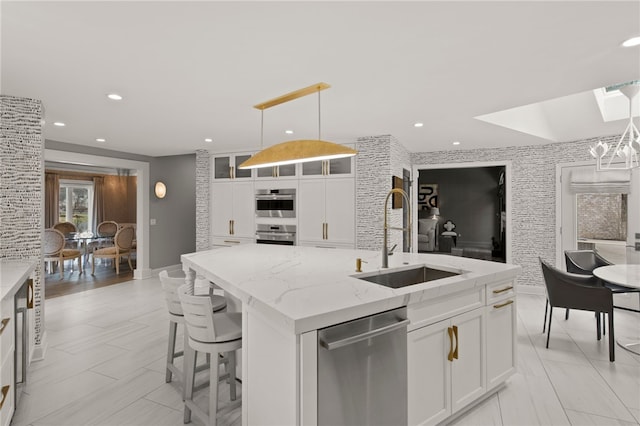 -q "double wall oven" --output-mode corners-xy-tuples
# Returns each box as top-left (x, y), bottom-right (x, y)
(255, 188), (297, 245)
